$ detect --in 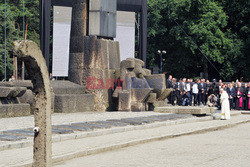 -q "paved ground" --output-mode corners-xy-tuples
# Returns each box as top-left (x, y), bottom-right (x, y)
(0, 112), (166, 131)
(55, 122), (250, 167)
